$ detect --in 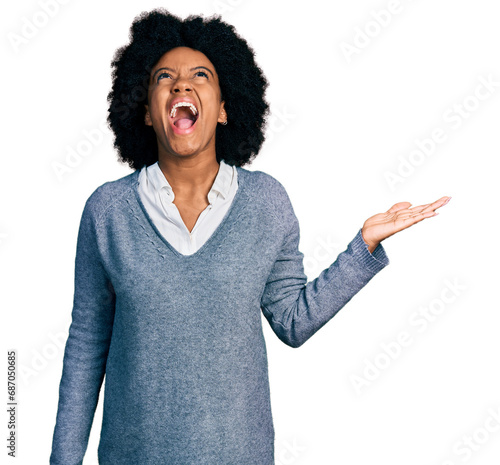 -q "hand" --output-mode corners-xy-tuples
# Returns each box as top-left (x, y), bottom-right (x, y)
(361, 196), (452, 253)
